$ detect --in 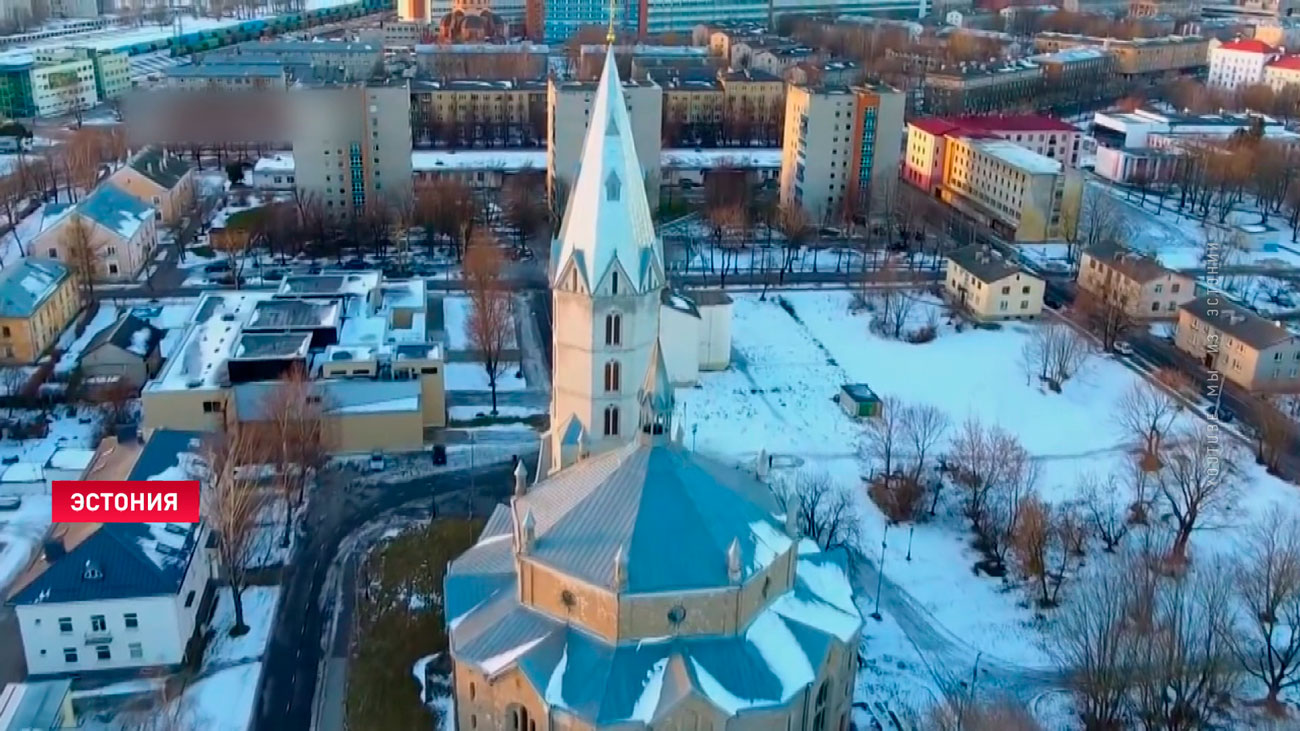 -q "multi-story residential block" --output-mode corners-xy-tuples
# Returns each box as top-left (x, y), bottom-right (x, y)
(0, 259), (77, 365)
(1029, 47), (1117, 114)
(1033, 32), (1208, 78)
(656, 71), (724, 146)
(785, 58), (860, 86)
(291, 81), (413, 220)
(1176, 295), (1300, 392)
(1130, 0), (1199, 15)
(945, 244), (1045, 321)
(906, 115), (1081, 187)
(32, 184), (158, 282)
(0, 48), (97, 118)
(205, 41), (383, 82)
(939, 135), (1082, 243)
(414, 42), (549, 80)
(1091, 107), (1300, 185)
(141, 276), (447, 451)
(1078, 241), (1196, 318)
(108, 147), (196, 226)
(1264, 53), (1300, 90)
(922, 60), (1042, 116)
(1201, 0), (1300, 19)
(410, 78), (547, 148)
(749, 44), (818, 77)
(780, 83), (905, 224)
(163, 60), (289, 91)
(720, 68), (784, 144)
(548, 74), (662, 210)
(1207, 37), (1279, 89)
